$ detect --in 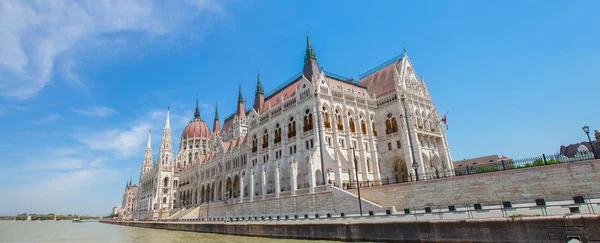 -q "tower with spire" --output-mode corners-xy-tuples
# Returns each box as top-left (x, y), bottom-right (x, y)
(303, 35), (320, 82)
(253, 72), (264, 113)
(158, 108), (173, 167)
(236, 84), (246, 118)
(141, 129), (153, 176)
